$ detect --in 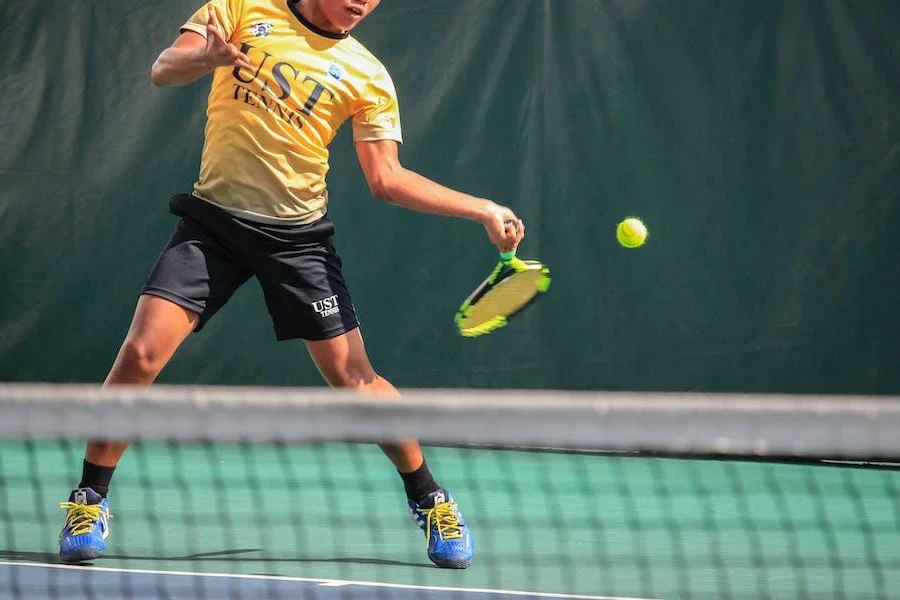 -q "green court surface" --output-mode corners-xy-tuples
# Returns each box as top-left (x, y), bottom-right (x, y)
(1, 442), (899, 598)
